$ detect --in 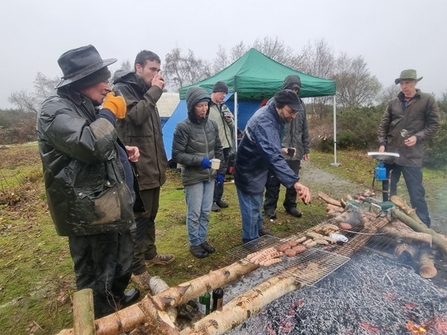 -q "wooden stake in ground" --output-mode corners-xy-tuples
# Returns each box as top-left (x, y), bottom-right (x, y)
(73, 289), (95, 335)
